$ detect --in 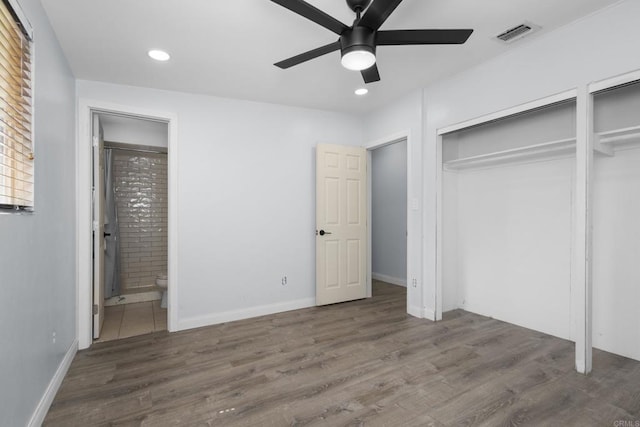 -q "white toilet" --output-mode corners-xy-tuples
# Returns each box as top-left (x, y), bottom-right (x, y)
(156, 274), (168, 308)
